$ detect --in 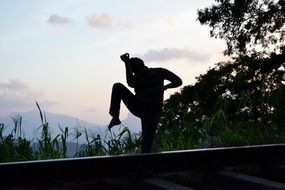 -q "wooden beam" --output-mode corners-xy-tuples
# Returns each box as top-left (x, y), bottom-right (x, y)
(0, 144), (284, 188)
